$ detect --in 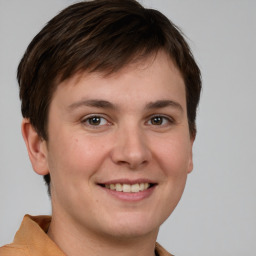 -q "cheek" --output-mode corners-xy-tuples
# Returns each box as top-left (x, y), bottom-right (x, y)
(47, 135), (106, 207)
(47, 133), (109, 181)
(154, 135), (192, 177)
(151, 136), (191, 225)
